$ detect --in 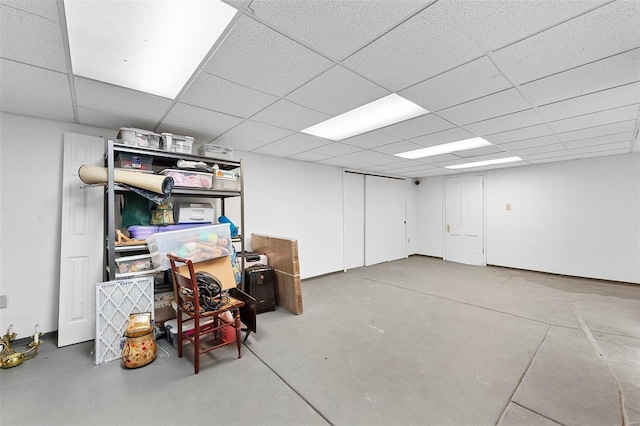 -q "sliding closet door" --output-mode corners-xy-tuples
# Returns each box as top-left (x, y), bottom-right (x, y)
(364, 175), (407, 266)
(344, 172), (365, 269)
